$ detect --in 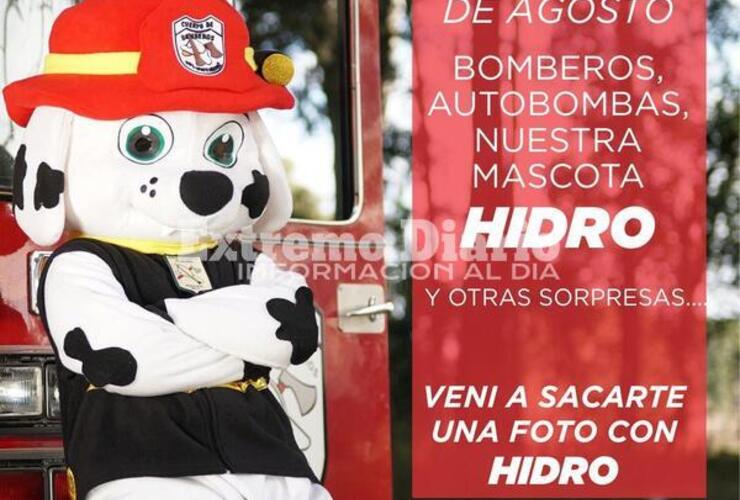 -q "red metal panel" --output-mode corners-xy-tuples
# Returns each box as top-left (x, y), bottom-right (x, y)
(278, 1), (393, 498)
(0, 470), (45, 500)
(0, 204), (48, 349)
